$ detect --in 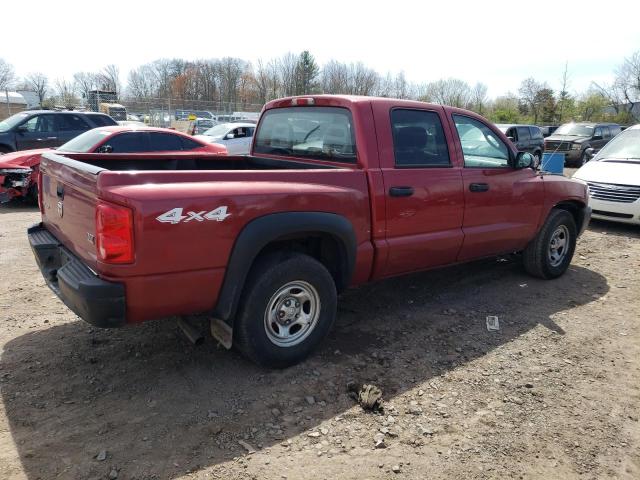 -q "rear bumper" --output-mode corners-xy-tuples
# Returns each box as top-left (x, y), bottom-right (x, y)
(28, 223), (126, 328)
